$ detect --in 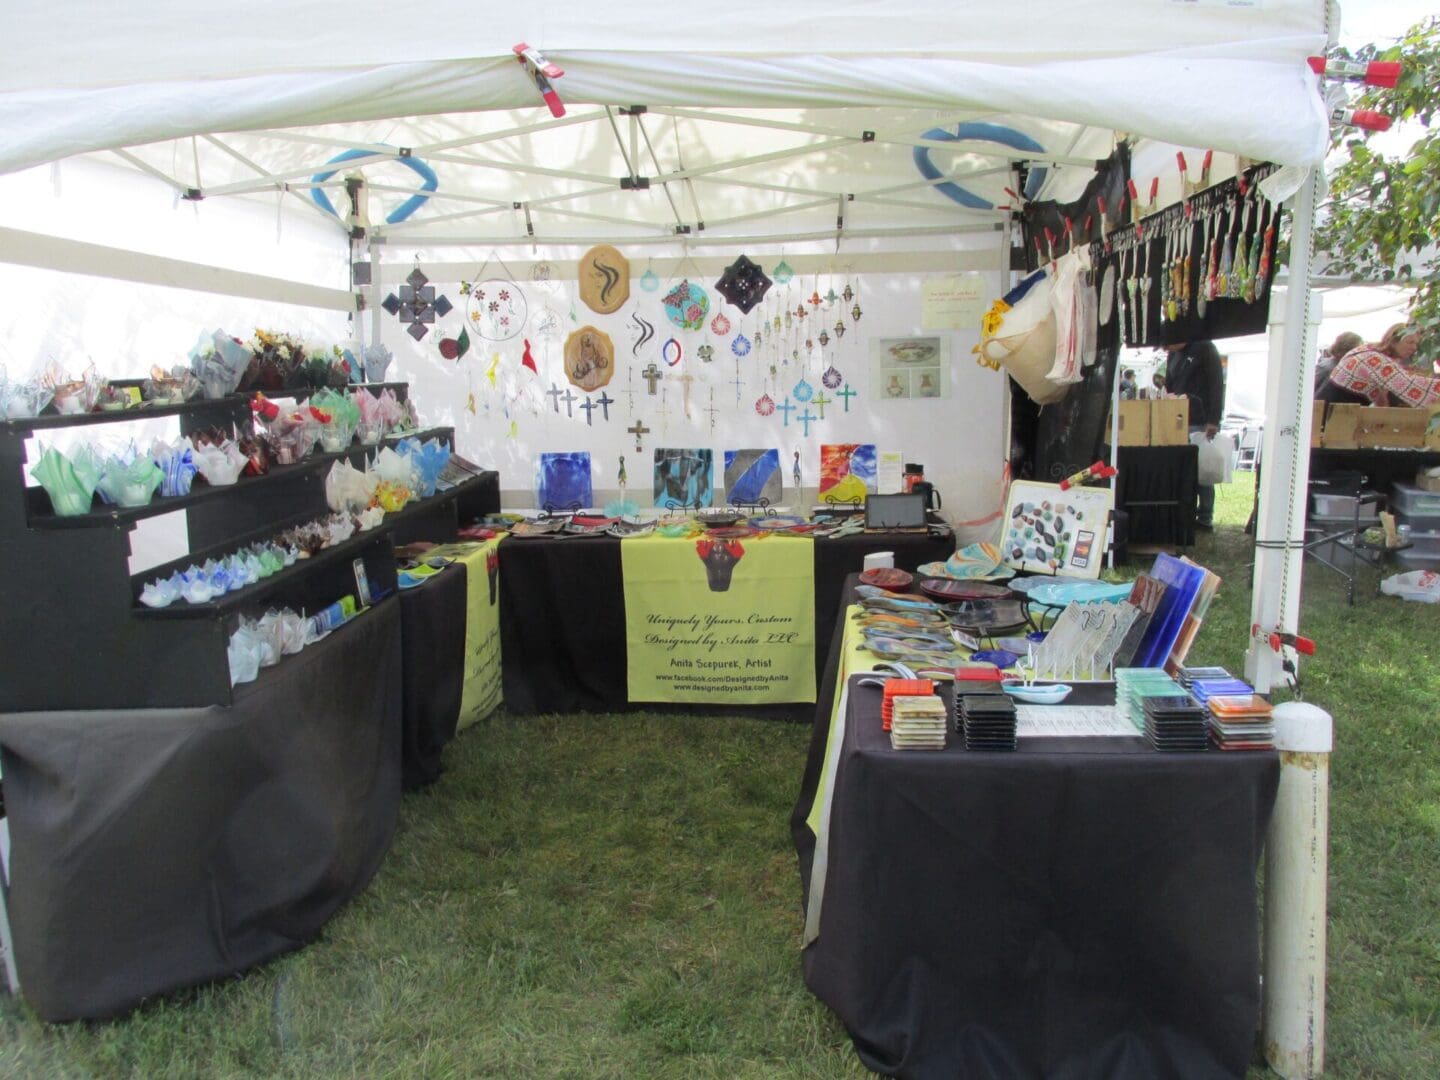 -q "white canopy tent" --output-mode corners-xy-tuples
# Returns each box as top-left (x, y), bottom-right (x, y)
(0, 1), (1335, 695)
